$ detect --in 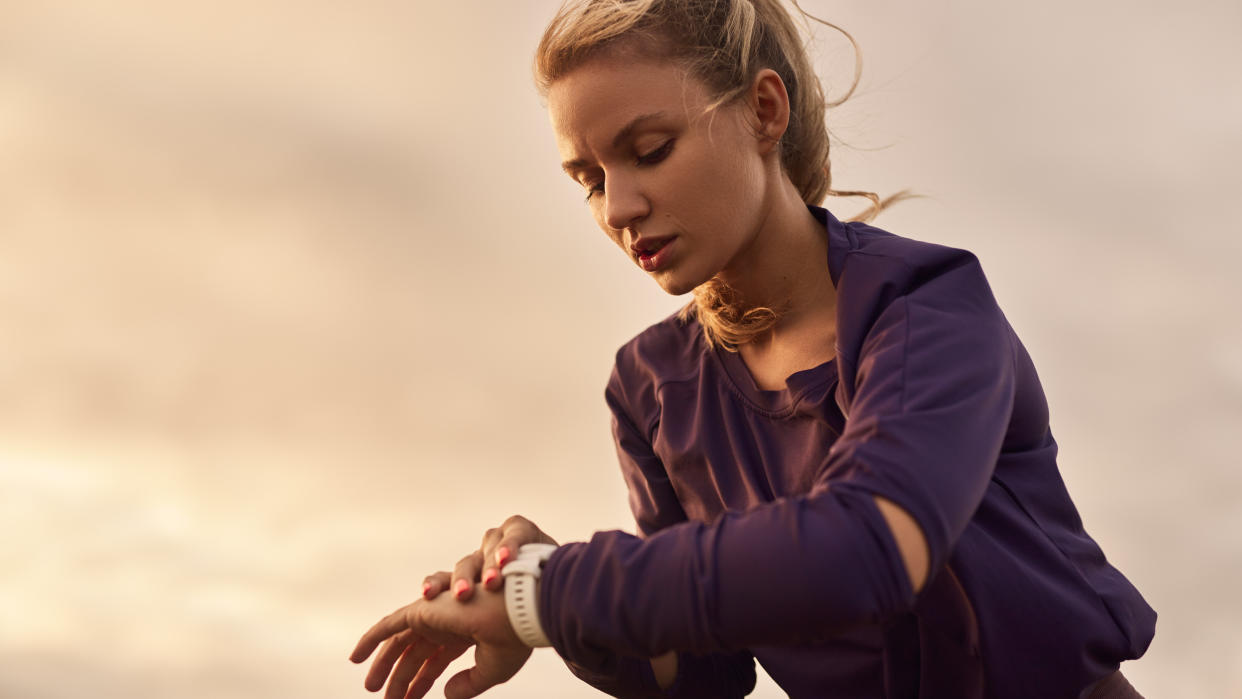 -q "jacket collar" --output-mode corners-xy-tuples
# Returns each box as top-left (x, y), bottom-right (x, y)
(808, 204), (854, 289)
